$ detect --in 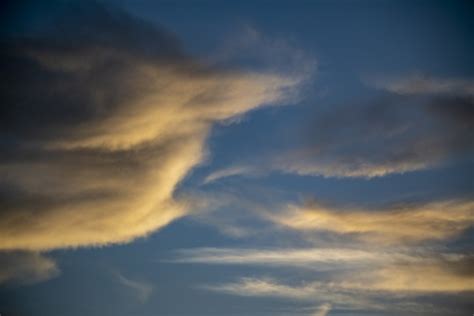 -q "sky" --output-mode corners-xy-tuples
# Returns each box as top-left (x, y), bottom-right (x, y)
(0, 1), (473, 315)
